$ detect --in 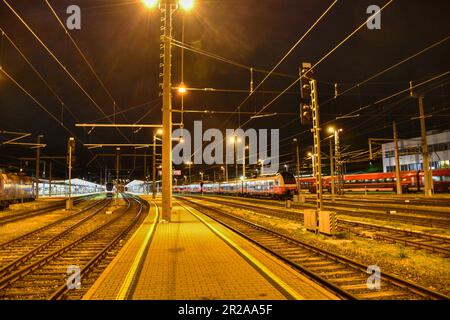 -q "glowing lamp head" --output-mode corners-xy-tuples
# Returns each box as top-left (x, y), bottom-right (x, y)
(307, 152), (313, 157)
(327, 127), (335, 134)
(178, 85), (187, 94)
(179, 0), (195, 11)
(156, 128), (163, 135)
(142, 0), (158, 9)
